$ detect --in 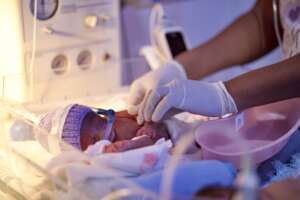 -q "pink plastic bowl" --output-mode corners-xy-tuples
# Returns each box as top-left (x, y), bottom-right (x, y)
(195, 98), (300, 168)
